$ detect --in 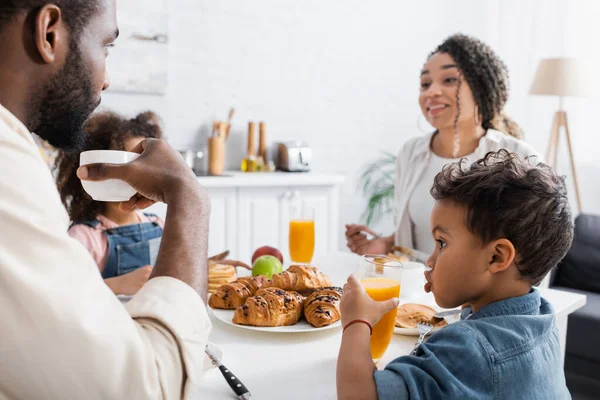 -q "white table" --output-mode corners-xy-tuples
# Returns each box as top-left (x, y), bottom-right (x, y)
(195, 252), (586, 399)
